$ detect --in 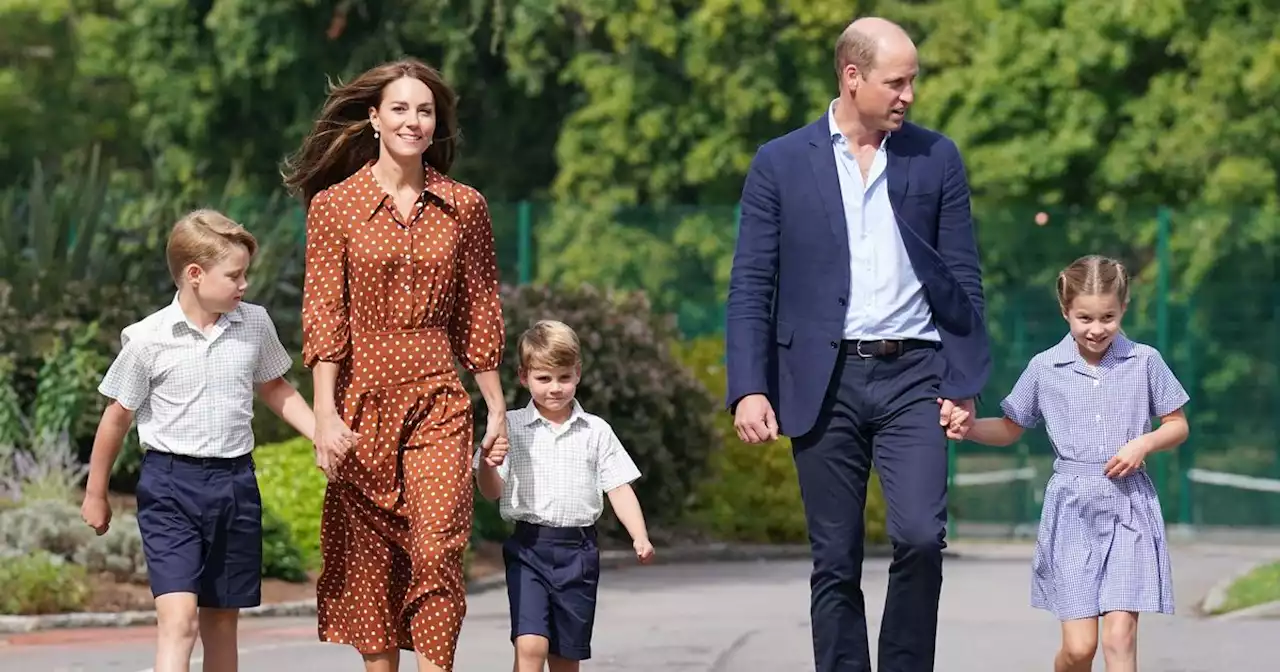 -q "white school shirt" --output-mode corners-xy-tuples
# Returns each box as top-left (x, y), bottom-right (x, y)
(474, 400), (642, 528)
(98, 297), (294, 459)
